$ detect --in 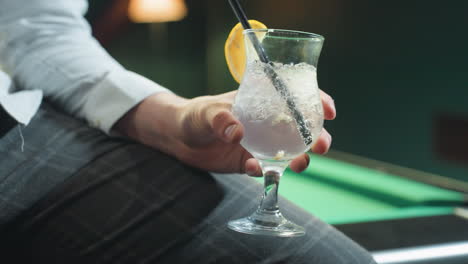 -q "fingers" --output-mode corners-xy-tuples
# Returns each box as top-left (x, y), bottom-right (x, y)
(320, 90), (336, 120)
(289, 153), (310, 173)
(191, 91), (243, 144)
(219, 90), (237, 100)
(244, 158), (263, 177)
(209, 107), (244, 144)
(290, 129), (332, 173)
(311, 128), (332, 154)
